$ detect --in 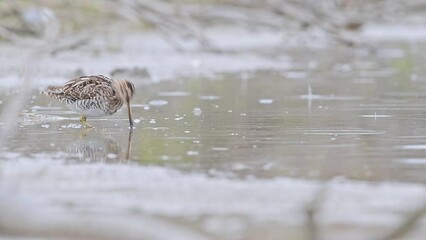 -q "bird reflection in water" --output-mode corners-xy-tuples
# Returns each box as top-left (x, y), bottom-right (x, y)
(66, 129), (133, 162)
